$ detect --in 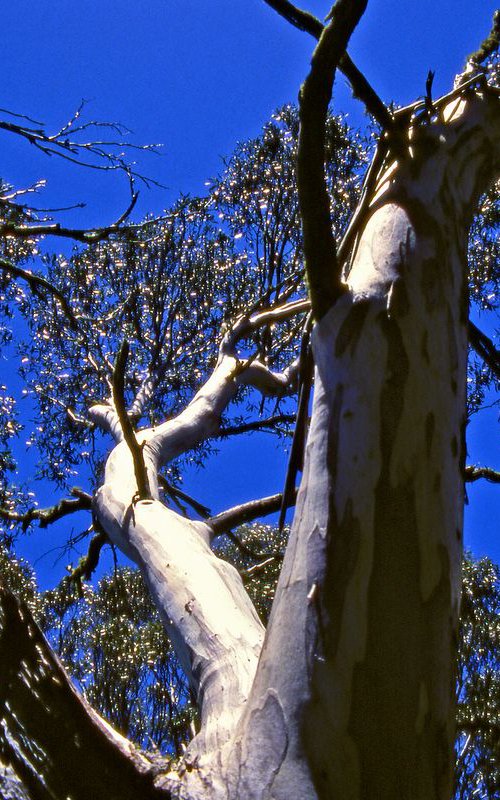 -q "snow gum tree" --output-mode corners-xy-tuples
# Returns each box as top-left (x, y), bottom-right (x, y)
(0, 2), (499, 799)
